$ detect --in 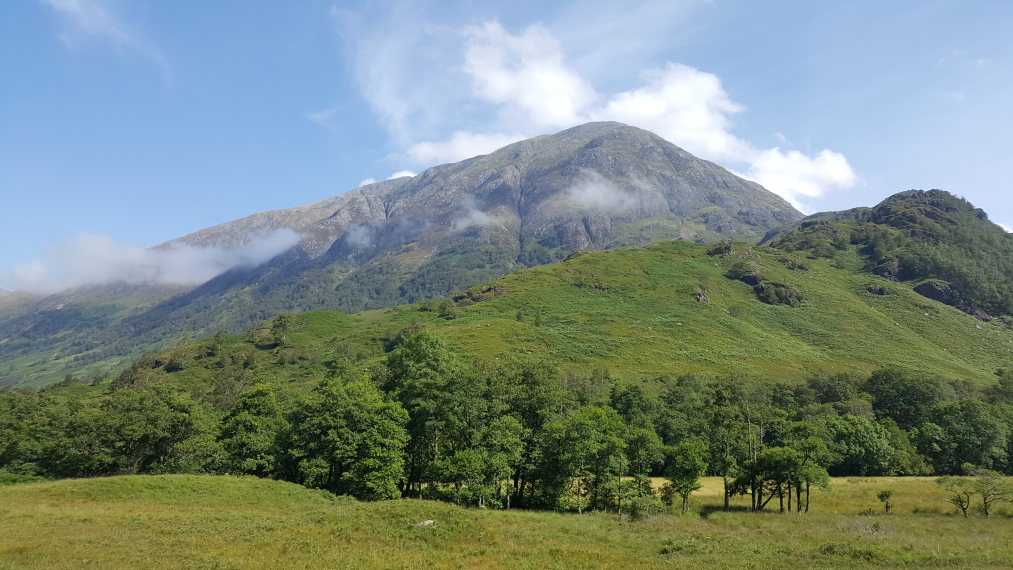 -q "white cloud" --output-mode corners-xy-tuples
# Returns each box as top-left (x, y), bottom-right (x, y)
(343, 225), (374, 248)
(451, 196), (495, 231)
(408, 130), (525, 164)
(464, 21), (597, 129)
(359, 178), (377, 187)
(4, 229), (300, 293)
(40, 0), (170, 80)
(388, 170), (416, 180)
(342, 14), (857, 206)
(593, 63), (751, 163)
(745, 148), (858, 210)
(998, 222), (1012, 233)
(565, 170), (638, 213)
